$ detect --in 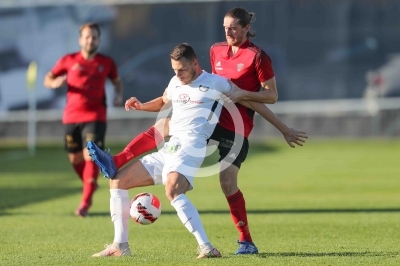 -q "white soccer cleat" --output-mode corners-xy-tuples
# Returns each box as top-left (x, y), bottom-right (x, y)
(196, 245), (222, 259)
(91, 243), (132, 257)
